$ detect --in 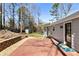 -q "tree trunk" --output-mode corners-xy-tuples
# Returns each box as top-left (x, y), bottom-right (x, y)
(18, 9), (20, 32)
(20, 7), (23, 33)
(12, 3), (15, 29)
(0, 4), (2, 29)
(3, 3), (5, 29)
